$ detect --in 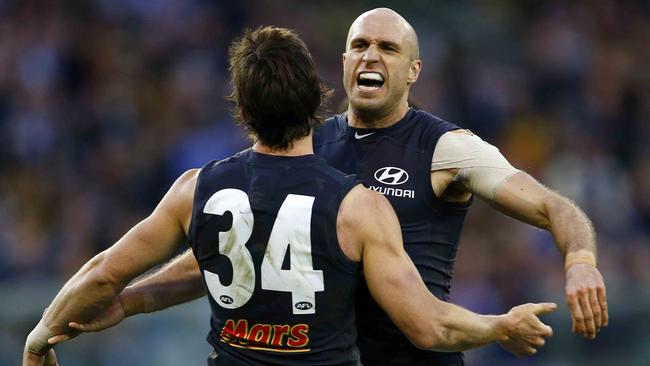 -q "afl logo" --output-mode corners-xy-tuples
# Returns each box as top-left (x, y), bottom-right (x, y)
(295, 301), (313, 310)
(374, 167), (409, 185)
(219, 295), (234, 304)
